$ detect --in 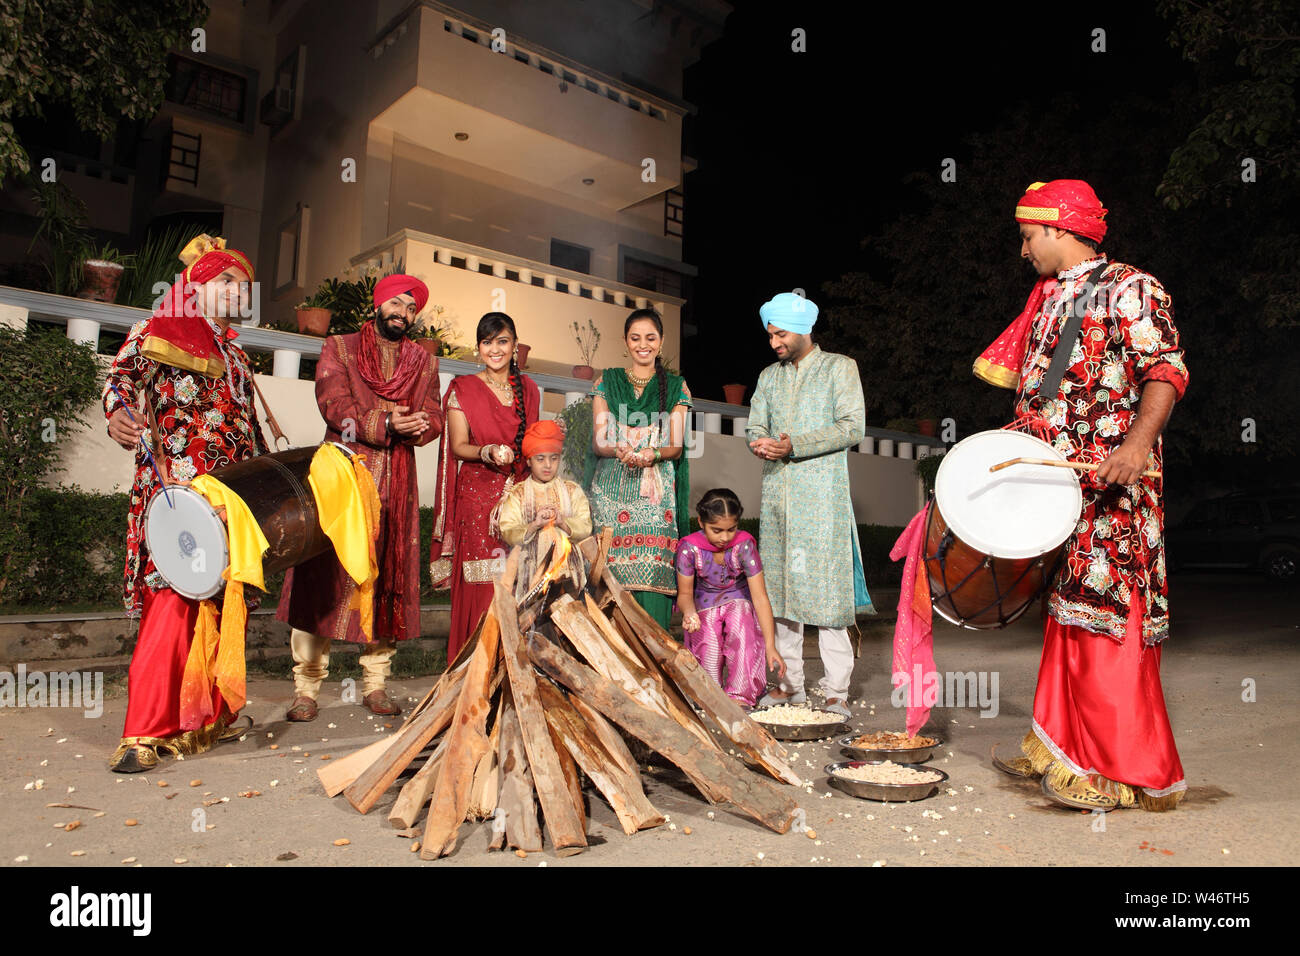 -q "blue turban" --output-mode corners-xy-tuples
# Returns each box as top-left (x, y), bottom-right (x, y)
(759, 292), (818, 334)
